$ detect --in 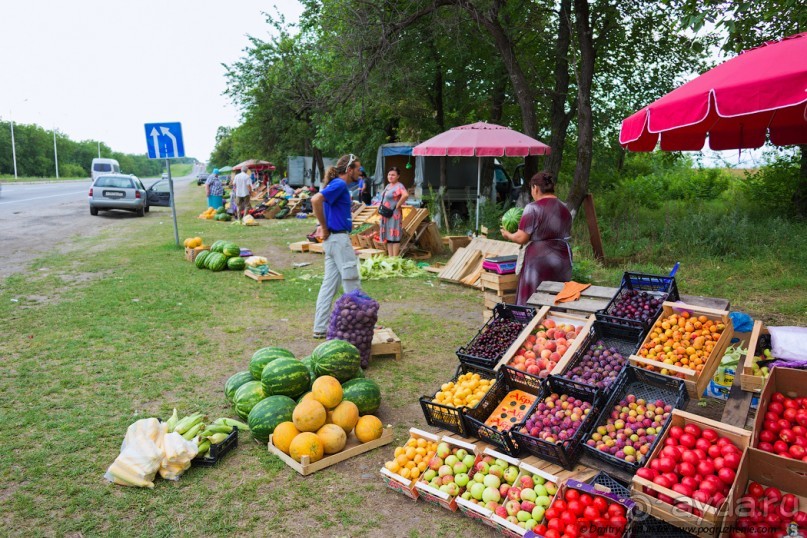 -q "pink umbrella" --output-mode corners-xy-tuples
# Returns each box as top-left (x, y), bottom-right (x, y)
(412, 122), (551, 229)
(620, 32), (807, 152)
